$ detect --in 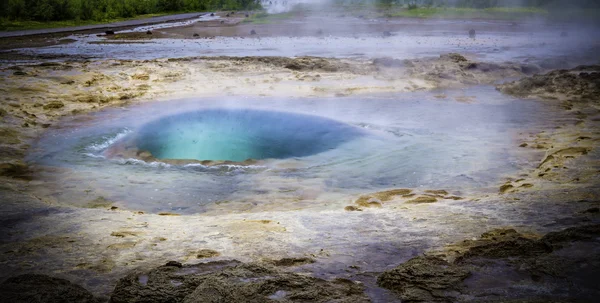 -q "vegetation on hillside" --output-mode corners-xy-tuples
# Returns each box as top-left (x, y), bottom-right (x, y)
(0, 0), (260, 23)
